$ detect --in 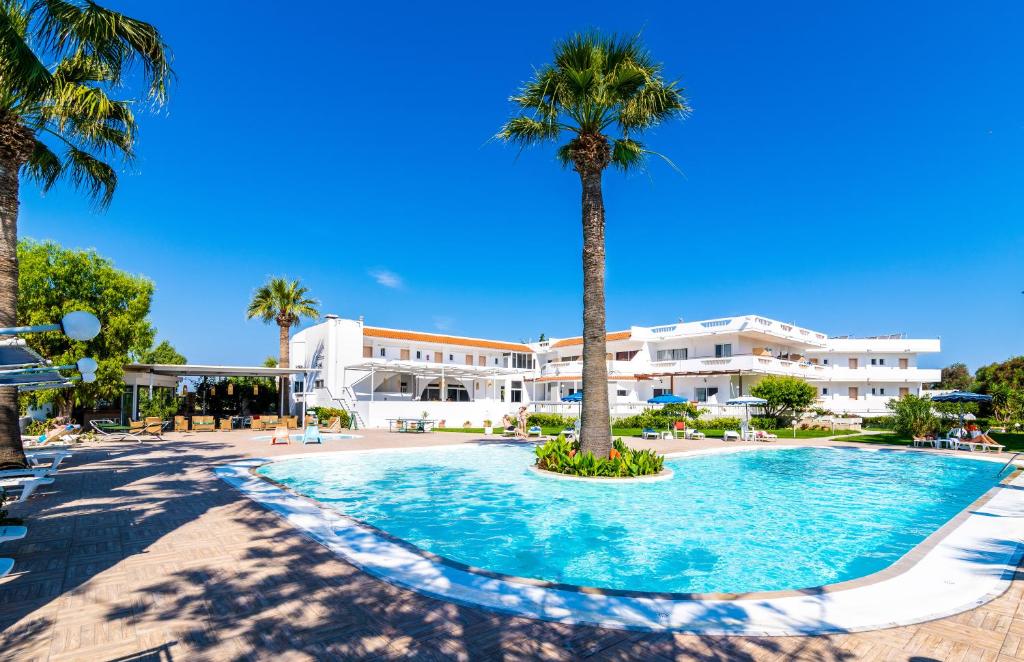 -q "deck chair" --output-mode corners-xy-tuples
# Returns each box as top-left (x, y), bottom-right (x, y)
(754, 430), (778, 442)
(323, 417), (341, 433)
(174, 416), (189, 432)
(301, 424), (323, 445)
(90, 419), (141, 443)
(526, 425), (543, 437)
(270, 425), (291, 445)
(142, 417), (167, 440)
(0, 476), (55, 502)
(22, 423), (79, 447)
(723, 430), (741, 442)
(642, 428), (660, 440)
